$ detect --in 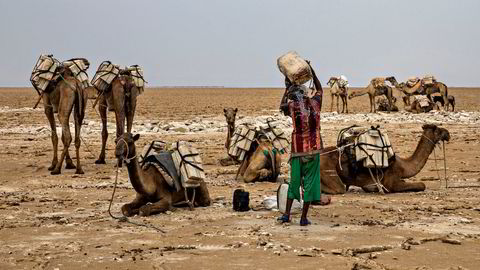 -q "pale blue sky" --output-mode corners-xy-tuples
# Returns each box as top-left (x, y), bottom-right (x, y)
(0, 0), (479, 87)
